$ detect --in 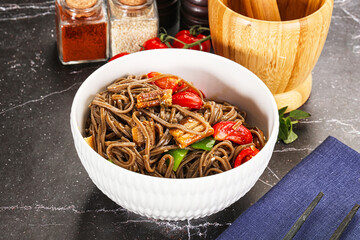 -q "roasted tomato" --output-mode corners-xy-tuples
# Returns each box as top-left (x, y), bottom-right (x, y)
(213, 121), (253, 145)
(234, 146), (259, 167)
(147, 72), (184, 93)
(172, 91), (203, 109)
